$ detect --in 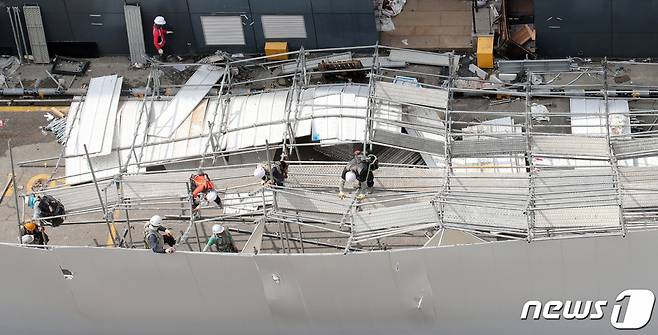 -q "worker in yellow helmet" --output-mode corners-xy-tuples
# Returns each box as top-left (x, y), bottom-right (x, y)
(19, 221), (49, 245)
